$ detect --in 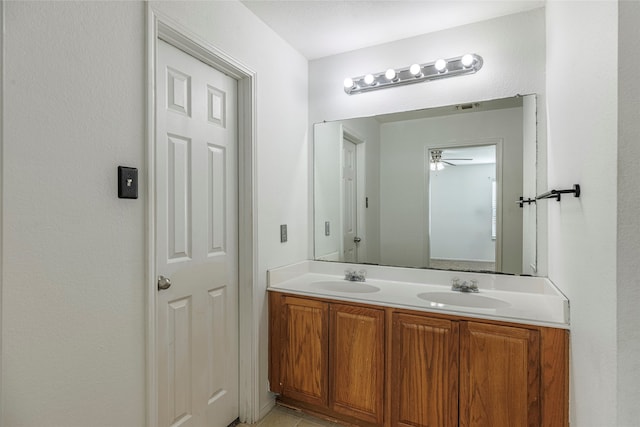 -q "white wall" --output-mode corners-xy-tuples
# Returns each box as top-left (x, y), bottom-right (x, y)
(379, 108), (523, 272)
(617, 1), (640, 424)
(3, 3), (146, 425)
(309, 8), (545, 122)
(430, 164), (496, 262)
(546, 1), (618, 426)
(2, 1), (308, 425)
(313, 121), (342, 260)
